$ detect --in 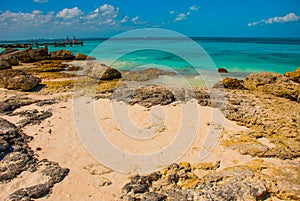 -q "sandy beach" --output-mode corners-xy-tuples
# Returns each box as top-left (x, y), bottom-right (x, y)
(0, 48), (299, 200)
